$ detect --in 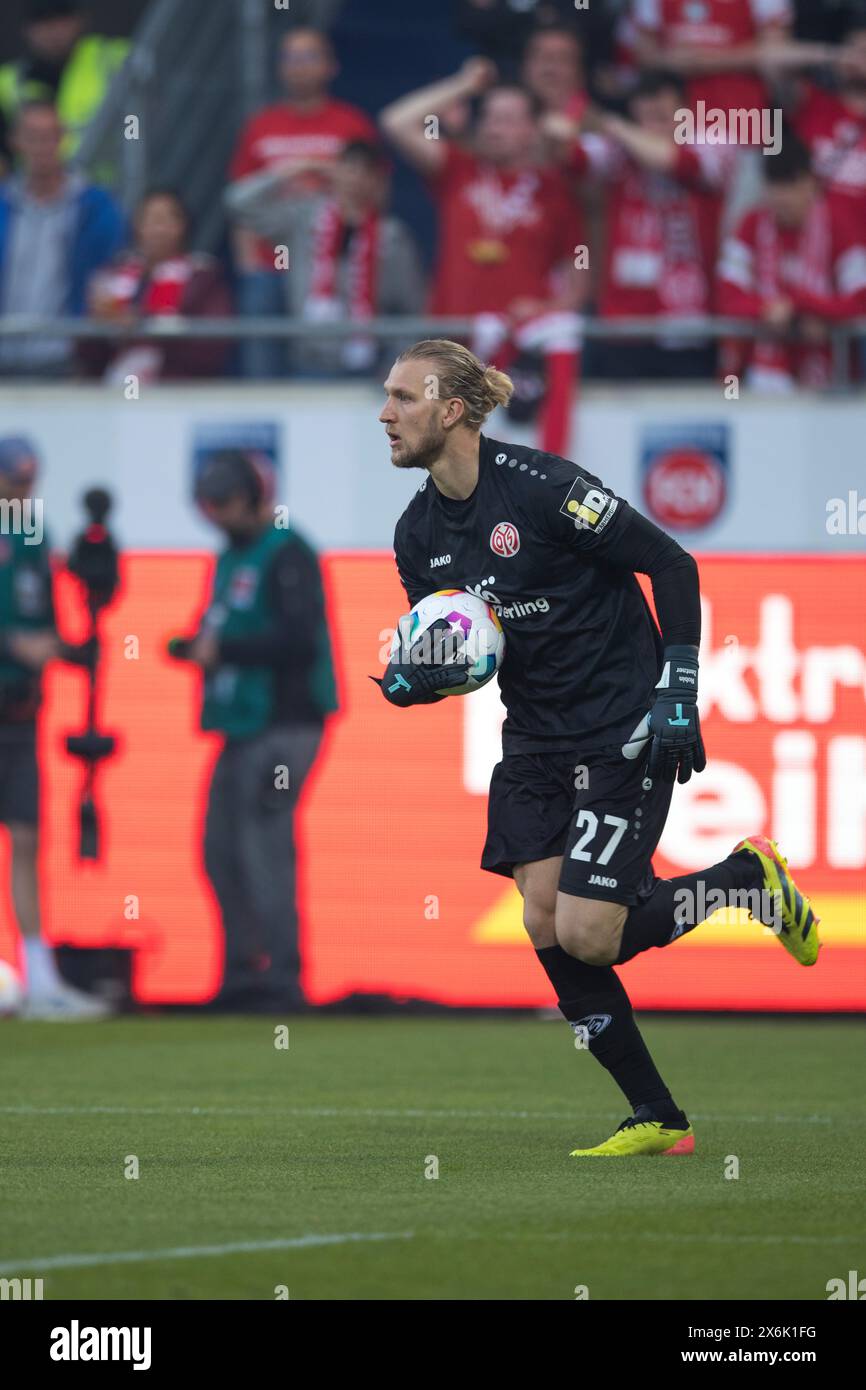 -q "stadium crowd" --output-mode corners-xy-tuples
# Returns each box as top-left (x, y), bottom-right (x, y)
(0, 0), (865, 398)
